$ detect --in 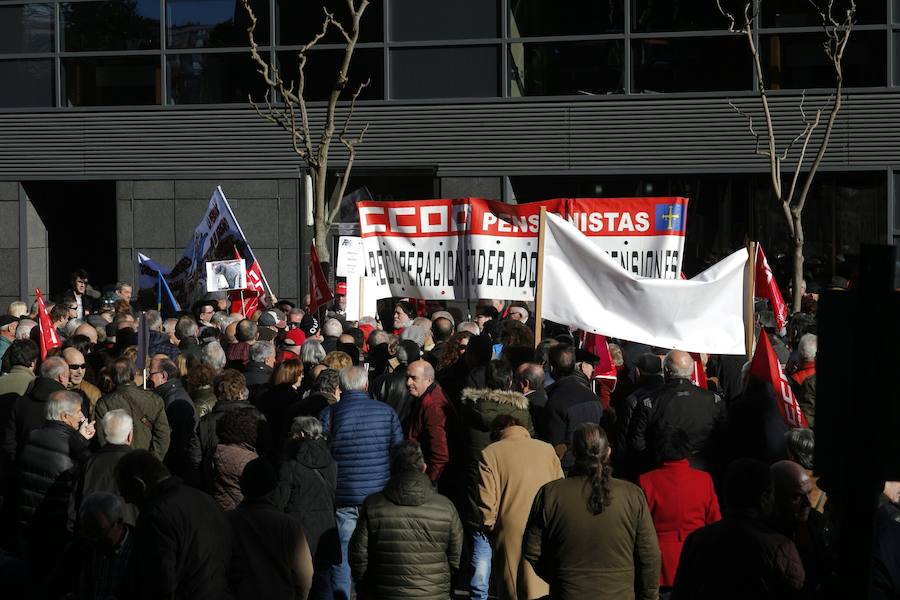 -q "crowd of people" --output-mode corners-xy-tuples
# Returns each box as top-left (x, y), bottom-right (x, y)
(0, 268), (895, 600)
